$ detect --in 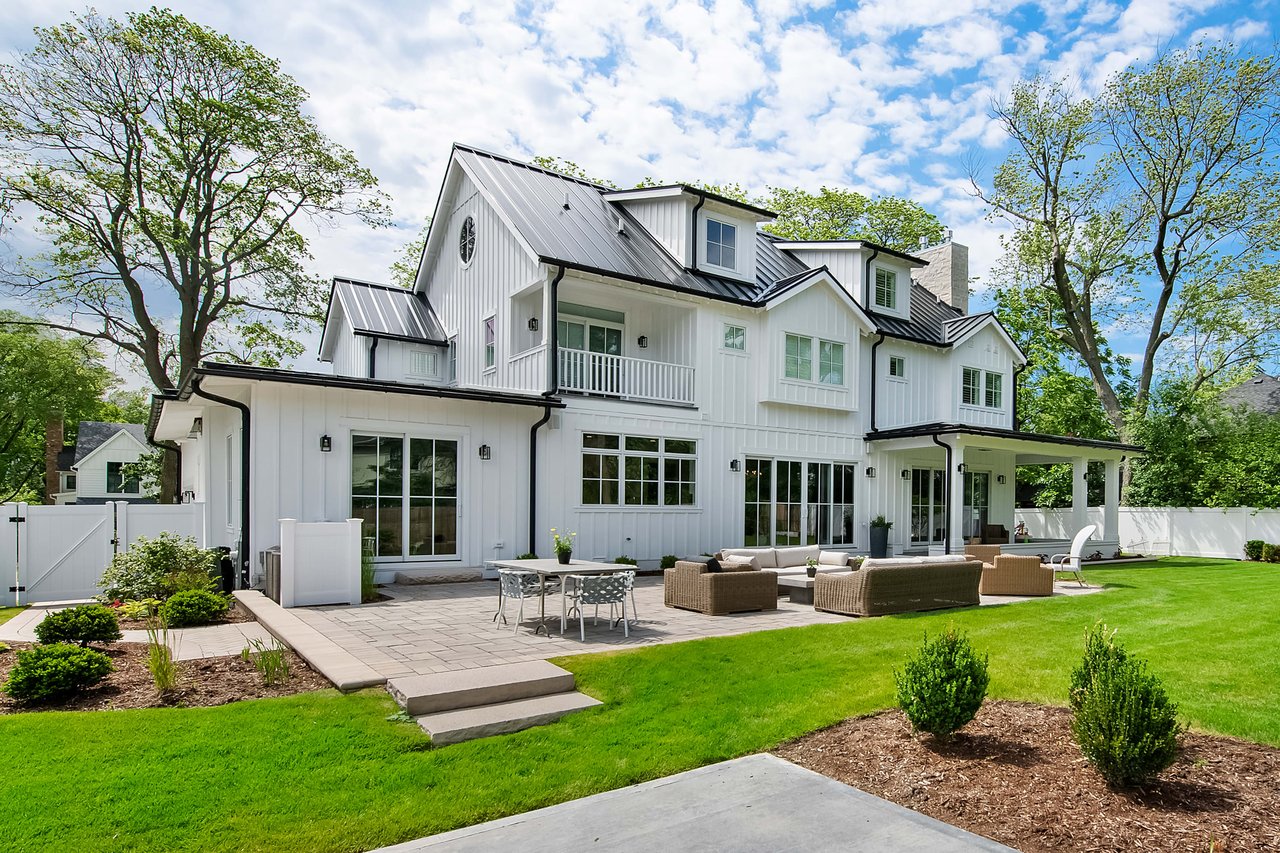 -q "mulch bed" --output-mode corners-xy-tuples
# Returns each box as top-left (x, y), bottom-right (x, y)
(776, 701), (1280, 852)
(114, 599), (256, 629)
(0, 640), (331, 714)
